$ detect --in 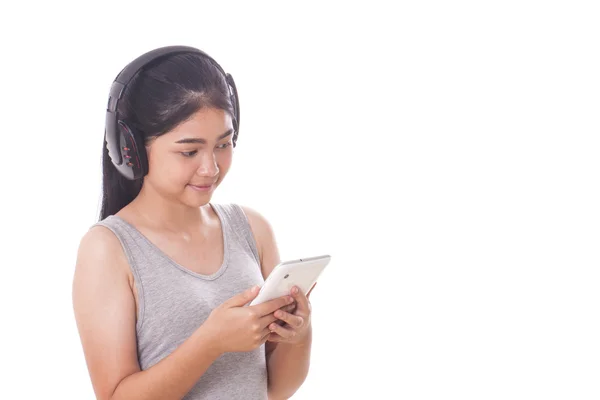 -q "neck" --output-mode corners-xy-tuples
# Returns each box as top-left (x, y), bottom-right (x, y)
(128, 181), (209, 233)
